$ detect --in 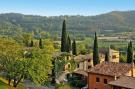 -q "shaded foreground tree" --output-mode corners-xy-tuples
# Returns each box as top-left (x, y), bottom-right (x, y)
(93, 32), (99, 66)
